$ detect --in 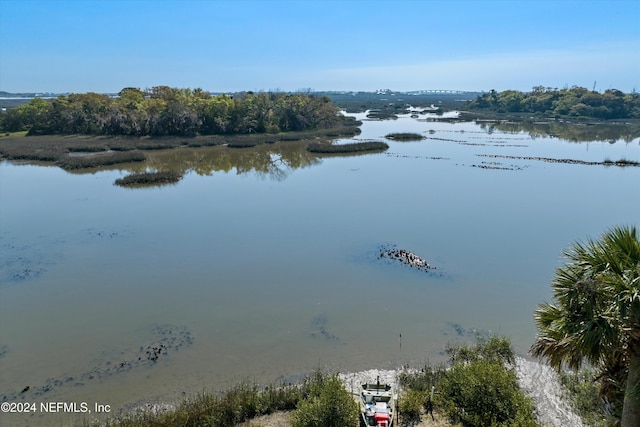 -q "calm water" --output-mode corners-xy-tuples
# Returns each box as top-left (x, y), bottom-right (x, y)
(1, 114), (639, 425)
